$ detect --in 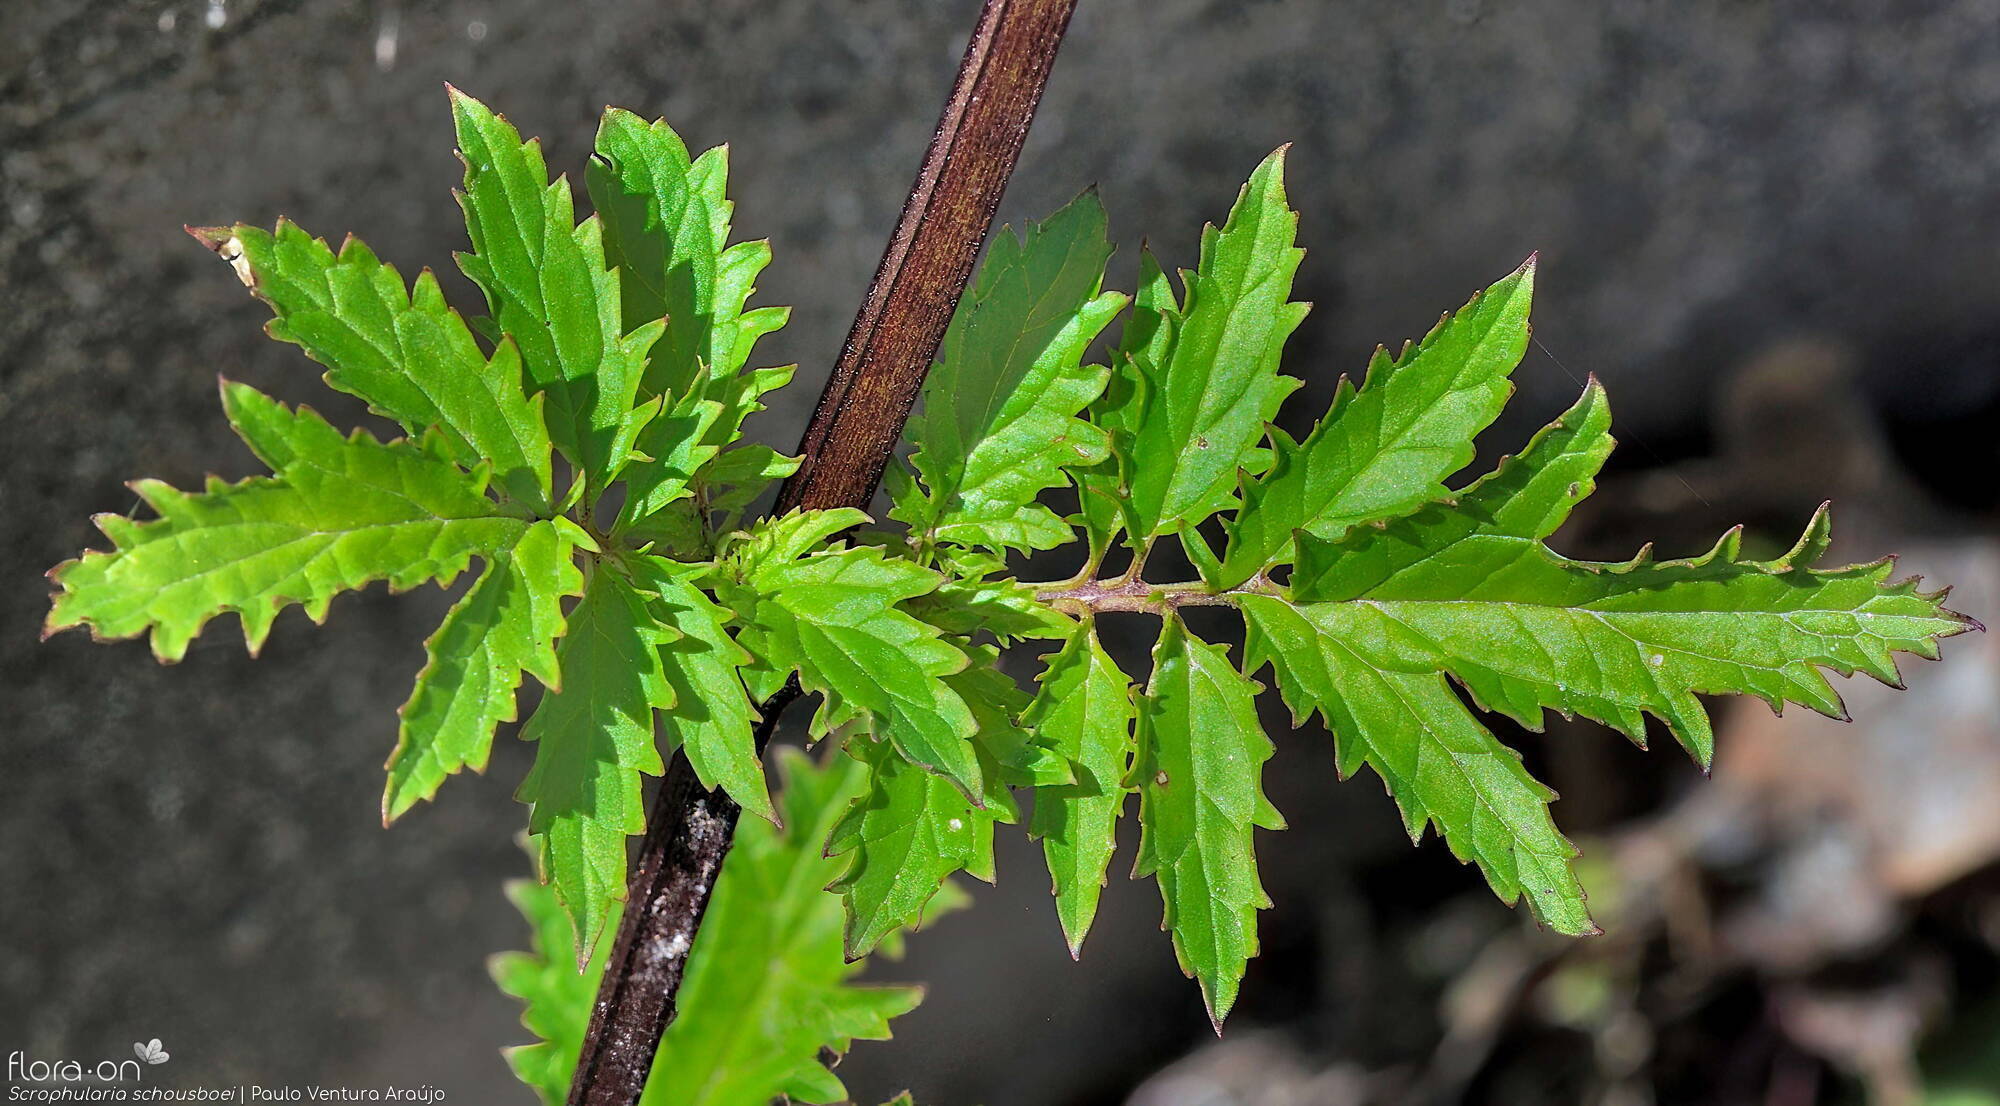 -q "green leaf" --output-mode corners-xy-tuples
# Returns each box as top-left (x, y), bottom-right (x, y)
(203, 220), (554, 513)
(450, 88), (661, 489)
(1288, 381), (1969, 764)
(694, 363), (796, 462)
(646, 748), (928, 1106)
(1241, 594), (1591, 935)
(1076, 249), (1176, 563)
(1025, 621), (1136, 954)
(1243, 380), (1972, 934)
(718, 511), (984, 798)
(1217, 257), (1535, 587)
(517, 566), (675, 962)
(907, 574), (1075, 645)
(384, 517), (589, 822)
(632, 556), (773, 823)
(685, 144), (792, 387)
(826, 735), (1007, 958)
(614, 388), (723, 531)
(590, 116), (790, 397)
(587, 108), (718, 400)
(490, 874), (607, 1106)
(1122, 149), (1307, 545)
(701, 443), (801, 521)
(588, 110), (792, 538)
(1132, 617), (1282, 1028)
(493, 750), (936, 1106)
(898, 192), (1129, 553)
(46, 382), (523, 662)
(949, 642), (1069, 788)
